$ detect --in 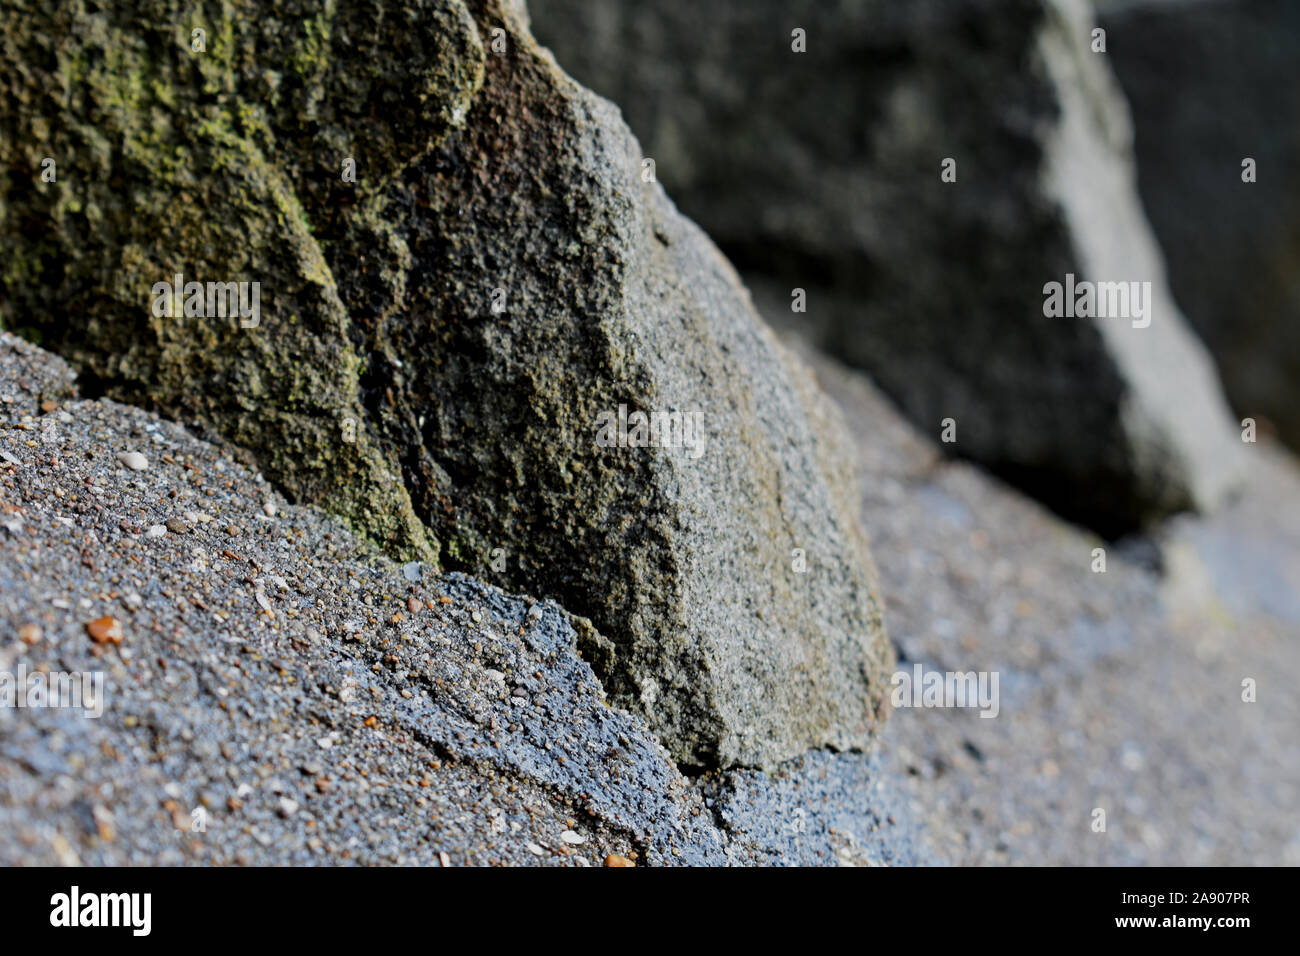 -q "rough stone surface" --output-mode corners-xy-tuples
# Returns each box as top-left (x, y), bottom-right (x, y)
(0, 333), (927, 865)
(800, 339), (1300, 864)
(7, 324), (1298, 867)
(531, 0), (1244, 536)
(0, 0), (487, 560)
(0, 1), (893, 770)
(1097, 0), (1300, 452)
